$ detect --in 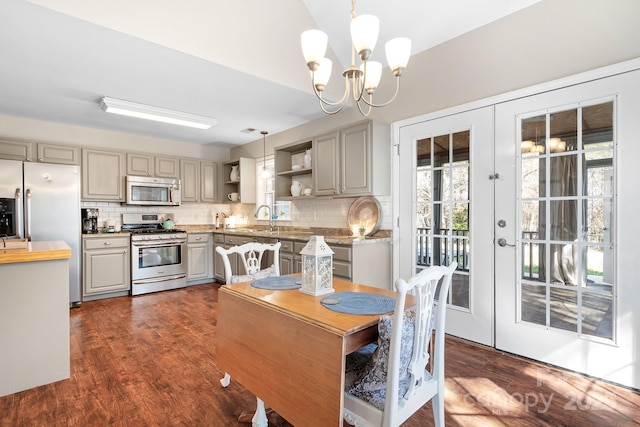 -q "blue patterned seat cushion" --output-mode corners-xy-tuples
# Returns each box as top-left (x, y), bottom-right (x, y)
(345, 307), (425, 410)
